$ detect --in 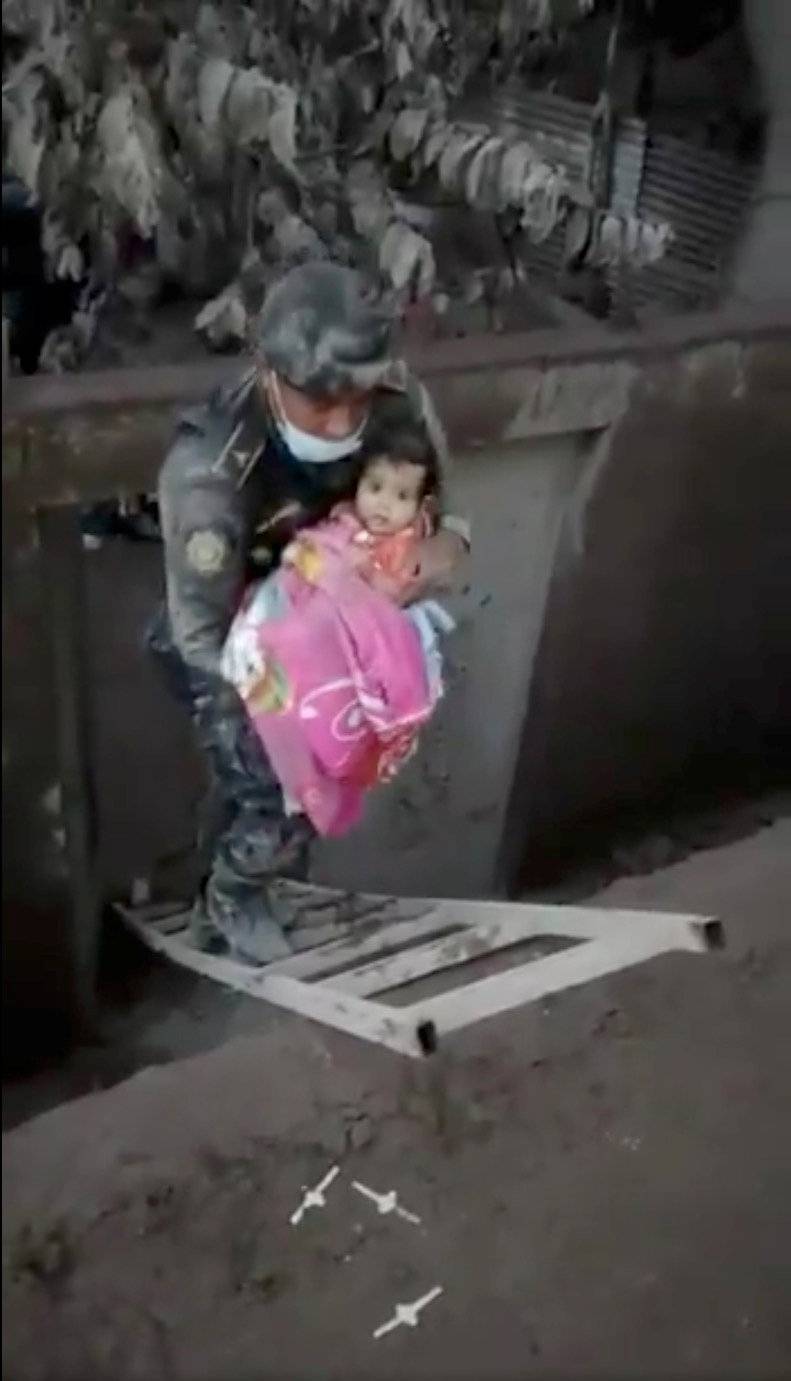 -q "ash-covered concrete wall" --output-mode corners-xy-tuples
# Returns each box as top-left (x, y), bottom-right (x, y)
(502, 337), (791, 889)
(3, 310), (790, 1045)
